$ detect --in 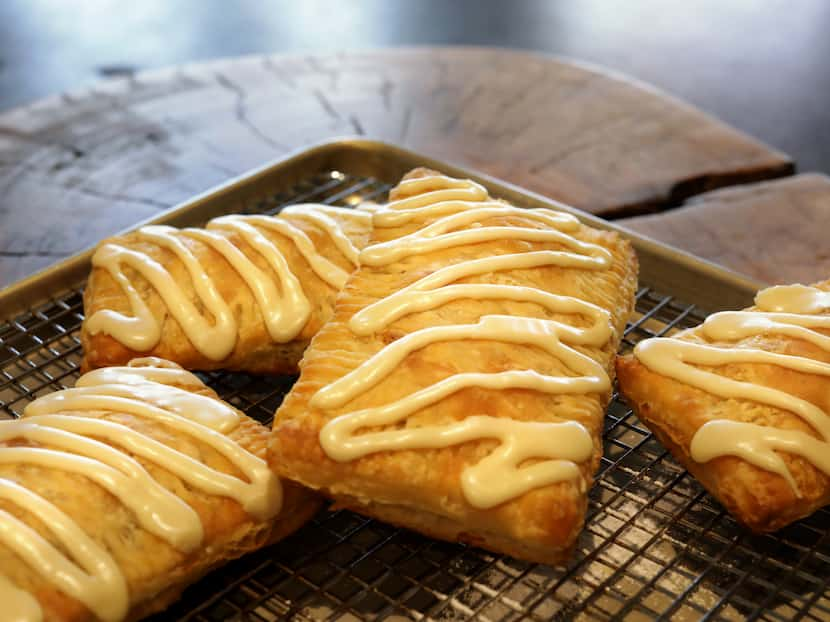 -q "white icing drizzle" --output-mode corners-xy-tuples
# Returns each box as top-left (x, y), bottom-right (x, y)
(75, 366), (239, 433)
(0, 422), (204, 551)
(25, 391), (279, 520)
(0, 479), (126, 622)
(178, 225), (307, 343)
(210, 215), (348, 288)
(85, 244), (166, 352)
(129, 225), (238, 359)
(280, 204), (370, 265)
(87, 205), (363, 359)
(360, 205), (608, 267)
(373, 175), (490, 227)
(0, 359), (281, 620)
(0, 572), (42, 622)
(633, 284), (830, 494)
(313, 175), (616, 508)
(313, 316), (611, 410)
(349, 256), (612, 339)
(77, 362), (204, 389)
